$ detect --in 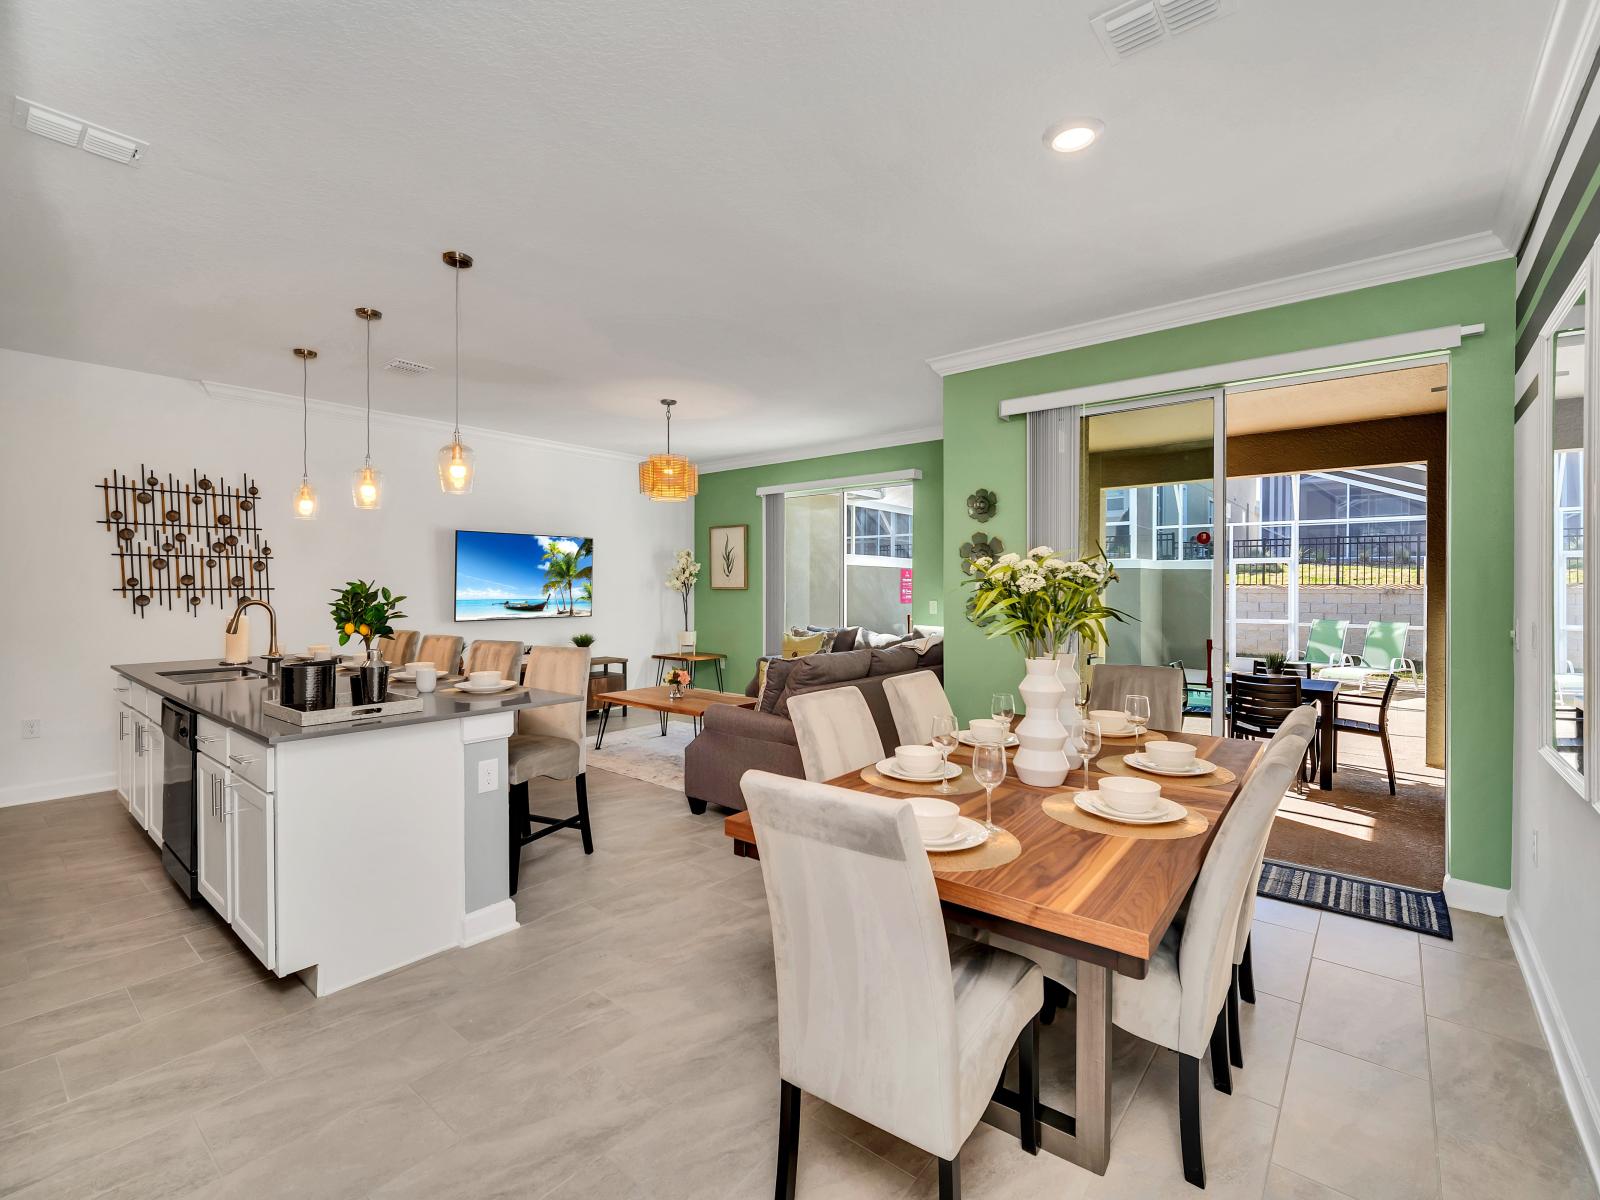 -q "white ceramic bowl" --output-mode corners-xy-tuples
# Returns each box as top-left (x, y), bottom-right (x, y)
(468, 670), (502, 688)
(1089, 709), (1131, 734)
(1146, 741), (1197, 770)
(894, 744), (941, 776)
(405, 661), (430, 672)
(909, 797), (960, 842)
(1096, 775), (1162, 815)
(968, 718), (1005, 743)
